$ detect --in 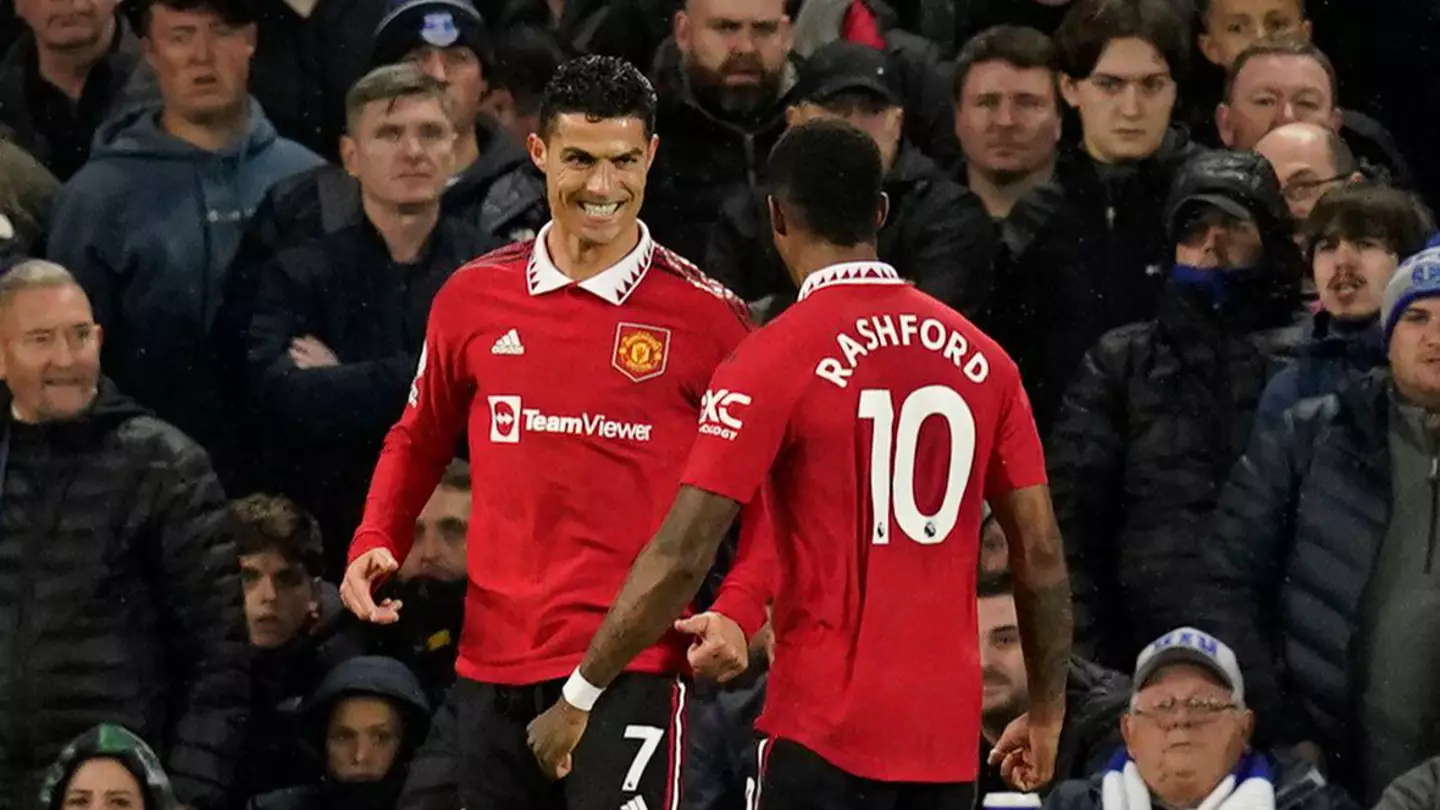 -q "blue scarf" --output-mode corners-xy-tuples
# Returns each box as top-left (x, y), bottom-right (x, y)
(1100, 749), (1275, 810)
(1169, 264), (1266, 309)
